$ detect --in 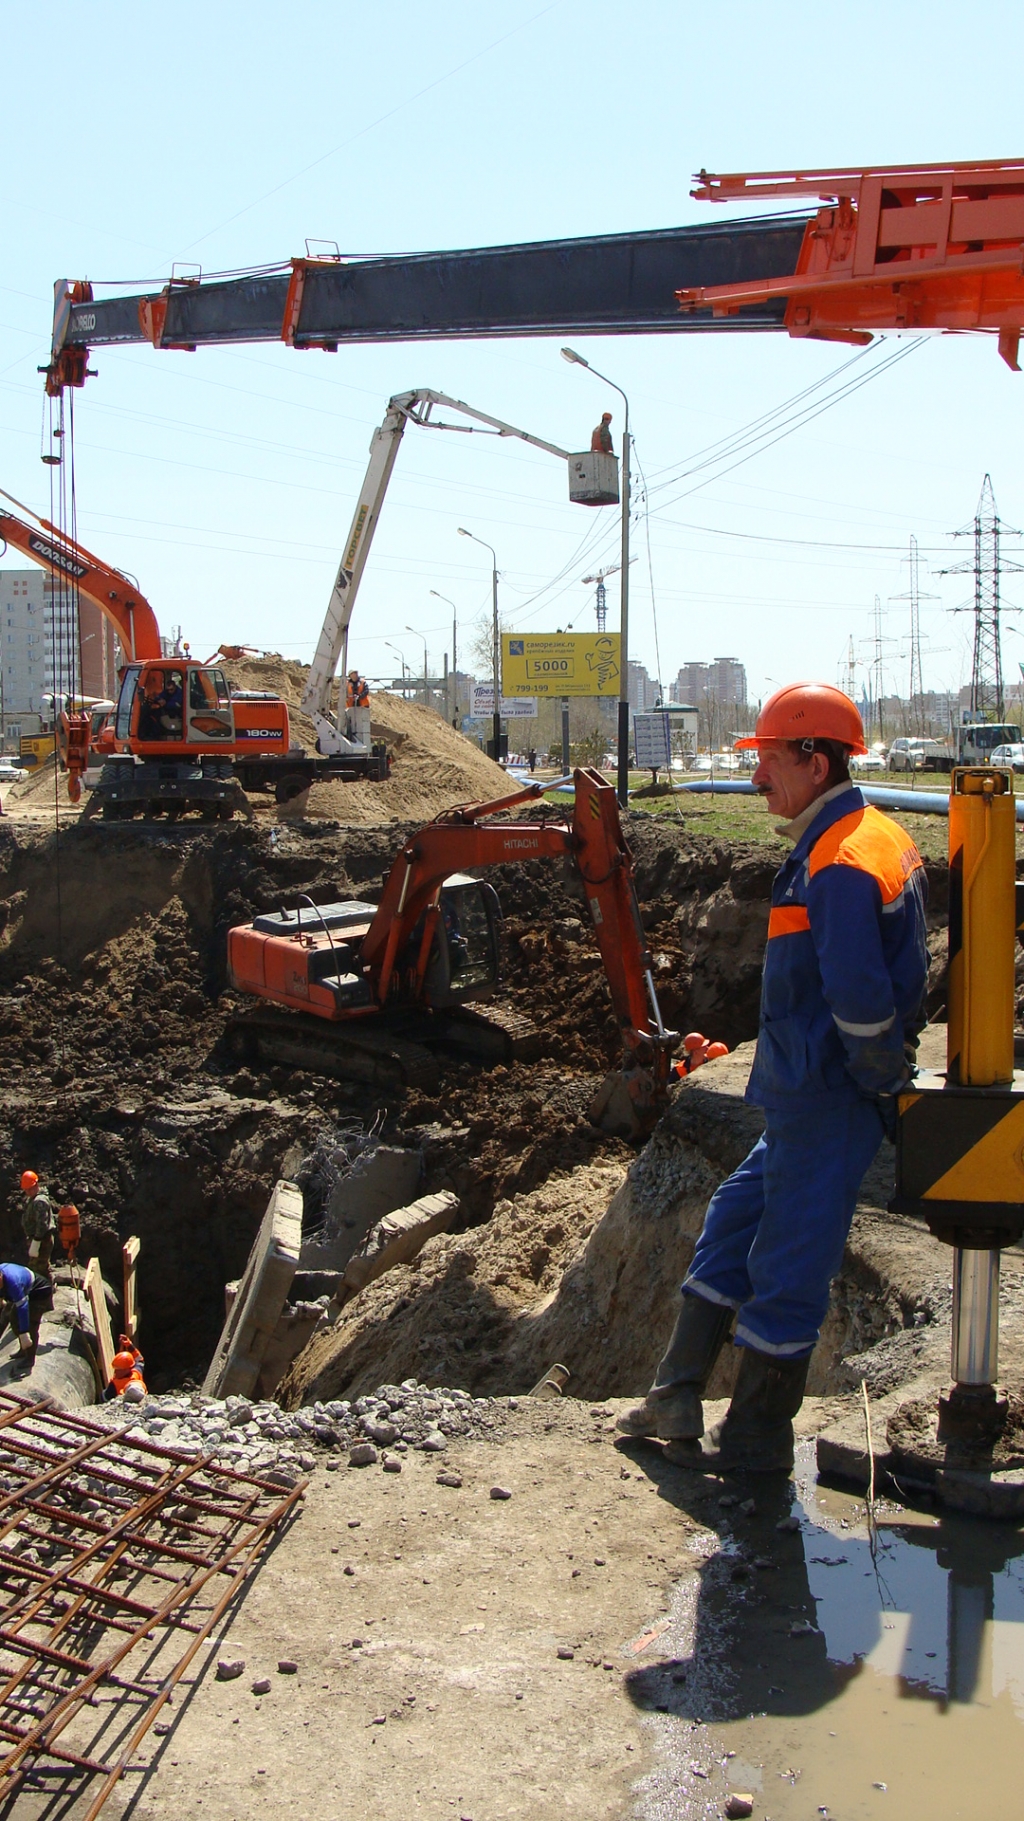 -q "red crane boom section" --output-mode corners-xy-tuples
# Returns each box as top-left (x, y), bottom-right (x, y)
(679, 159), (1024, 368)
(0, 501), (162, 661)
